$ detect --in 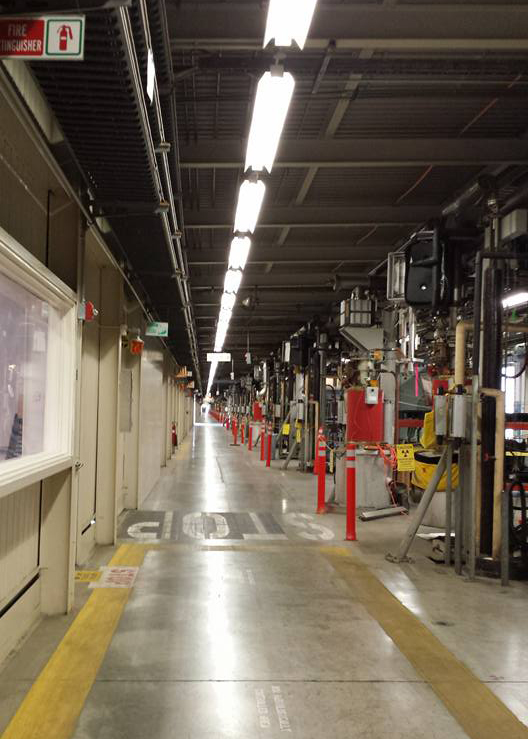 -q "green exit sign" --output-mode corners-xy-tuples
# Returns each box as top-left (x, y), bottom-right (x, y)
(146, 322), (169, 337)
